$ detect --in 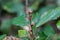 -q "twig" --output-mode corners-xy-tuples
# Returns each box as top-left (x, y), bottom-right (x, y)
(25, 0), (35, 40)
